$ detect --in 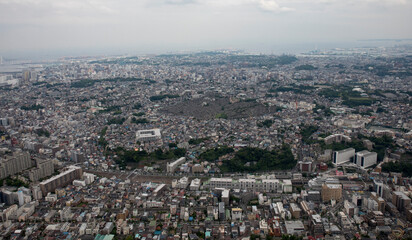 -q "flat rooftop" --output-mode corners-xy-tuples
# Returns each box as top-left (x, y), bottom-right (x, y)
(335, 148), (355, 153)
(40, 165), (81, 185)
(136, 129), (161, 138)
